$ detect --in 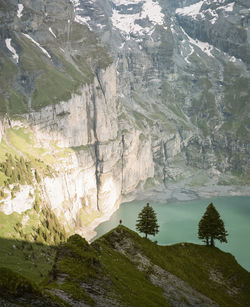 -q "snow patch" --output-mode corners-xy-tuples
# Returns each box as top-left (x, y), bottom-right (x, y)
(75, 15), (92, 29)
(5, 38), (19, 63)
(70, 0), (93, 29)
(111, 0), (164, 37)
(229, 56), (237, 62)
(96, 24), (105, 29)
(176, 1), (235, 24)
(70, 0), (80, 7)
(17, 3), (24, 18)
(176, 1), (218, 24)
(112, 0), (141, 4)
(176, 1), (203, 17)
(119, 42), (125, 49)
(22, 33), (51, 59)
(181, 27), (214, 57)
(49, 27), (57, 38)
(142, 0), (165, 25)
(69, 0), (93, 29)
(170, 23), (177, 35)
(184, 45), (194, 64)
(223, 2), (234, 12)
